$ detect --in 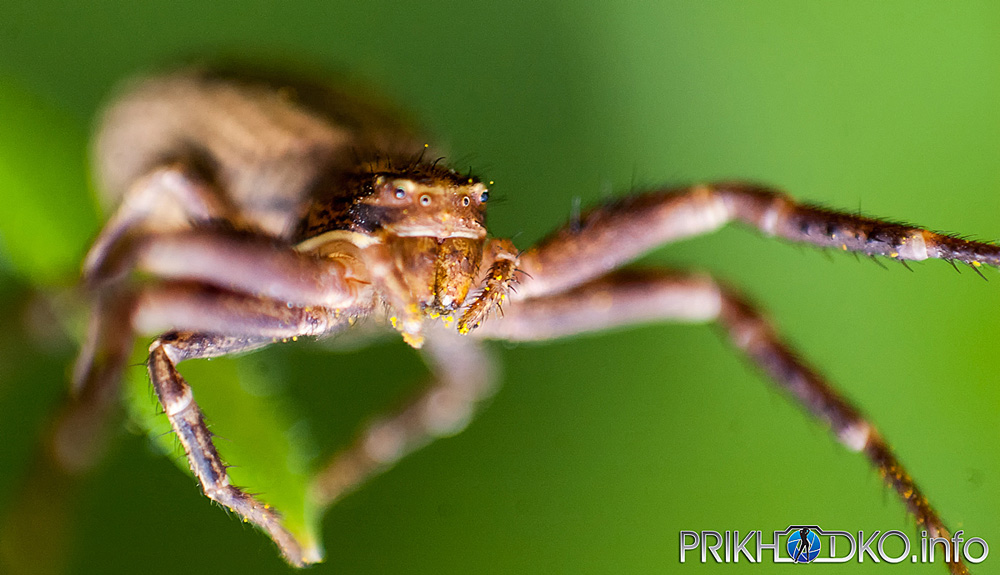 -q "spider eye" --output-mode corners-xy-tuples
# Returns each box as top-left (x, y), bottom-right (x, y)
(420, 194), (432, 206)
(461, 196), (471, 207)
(480, 190), (489, 203)
(394, 187), (406, 199)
